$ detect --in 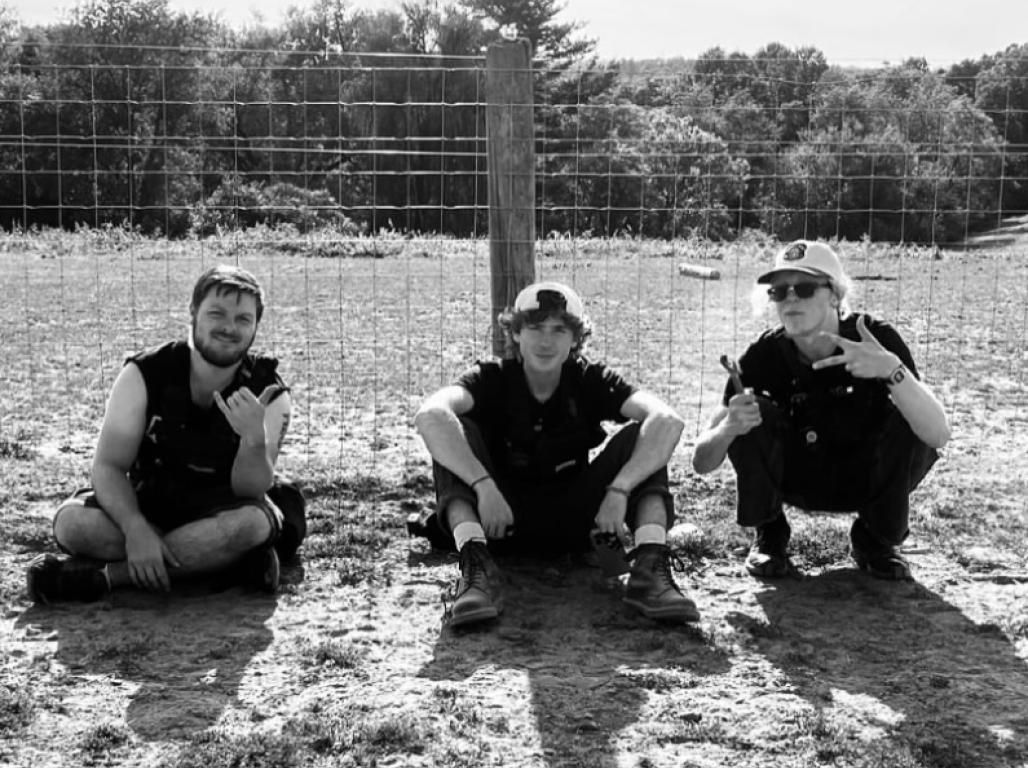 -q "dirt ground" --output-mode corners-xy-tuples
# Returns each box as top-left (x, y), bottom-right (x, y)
(2, 472), (1027, 767)
(2, 228), (1028, 766)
